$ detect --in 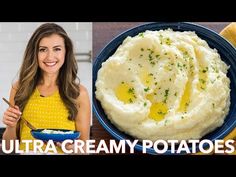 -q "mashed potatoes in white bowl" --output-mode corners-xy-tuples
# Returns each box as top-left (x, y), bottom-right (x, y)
(93, 22), (236, 154)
